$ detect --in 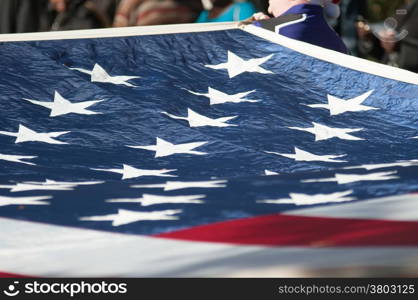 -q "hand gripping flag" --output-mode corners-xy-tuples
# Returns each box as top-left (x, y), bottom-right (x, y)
(0, 22), (417, 277)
